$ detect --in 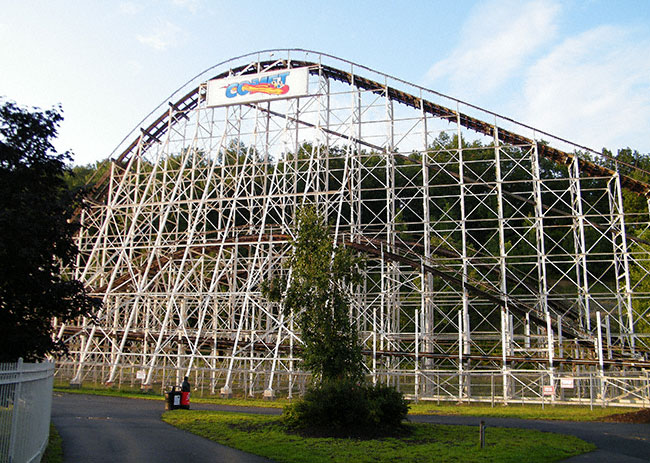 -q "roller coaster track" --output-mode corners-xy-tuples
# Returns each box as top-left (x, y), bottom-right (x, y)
(64, 52), (650, 401)
(85, 59), (650, 203)
(86, 232), (584, 336)
(81, 57), (650, 263)
(89, 230), (576, 327)
(77, 228), (650, 366)
(59, 323), (650, 370)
